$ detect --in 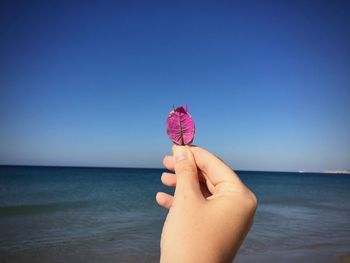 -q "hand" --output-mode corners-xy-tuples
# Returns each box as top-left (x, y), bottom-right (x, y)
(156, 145), (257, 263)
